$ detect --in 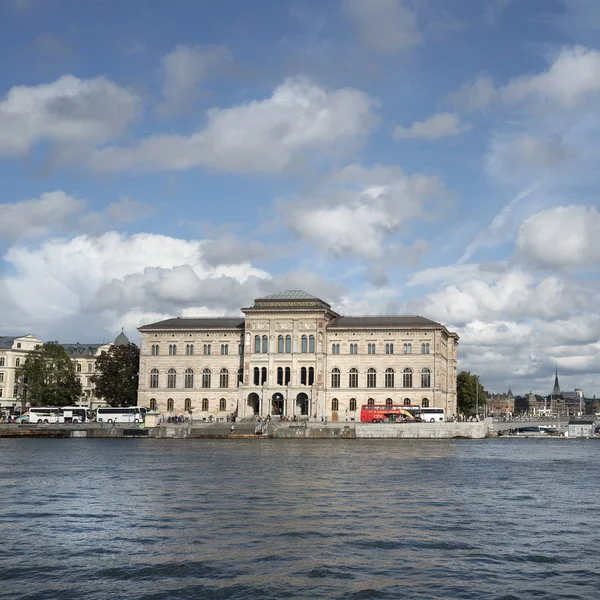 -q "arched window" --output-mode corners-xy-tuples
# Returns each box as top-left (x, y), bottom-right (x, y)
(367, 398), (375, 405)
(422, 343), (430, 354)
(255, 335), (261, 353)
(367, 368), (376, 388)
(300, 367), (307, 385)
(15, 358), (20, 367)
(87, 363), (93, 373)
(190, 344), (194, 355)
(202, 398), (209, 411)
(262, 336), (268, 354)
(331, 368), (340, 388)
(202, 368), (211, 388)
(385, 343), (394, 355)
(278, 335), (284, 353)
(403, 398), (411, 406)
(350, 343), (357, 355)
(220, 368), (229, 389)
(349, 368), (358, 388)
(349, 398), (357, 411)
(403, 343), (412, 354)
(185, 398), (192, 412)
(285, 367), (291, 385)
(167, 398), (174, 412)
(308, 367), (314, 386)
(150, 369), (159, 388)
(185, 368), (194, 388)
(219, 398), (226, 411)
(261, 367), (267, 385)
(403, 368), (413, 388)
(204, 344), (211, 355)
(285, 335), (292, 353)
(309, 335), (315, 353)
(221, 344), (228, 355)
(170, 344), (177, 356)
(167, 368), (176, 388)
(277, 367), (283, 385)
(301, 335), (308, 353)
(368, 343), (376, 355)
(385, 368), (394, 388)
(237, 368), (243, 387)
(331, 343), (340, 355)
(385, 398), (393, 405)
(253, 367), (260, 386)
(422, 398), (430, 408)
(76, 363), (82, 373)
(332, 398), (339, 411)
(149, 398), (157, 411)
(421, 368), (431, 388)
